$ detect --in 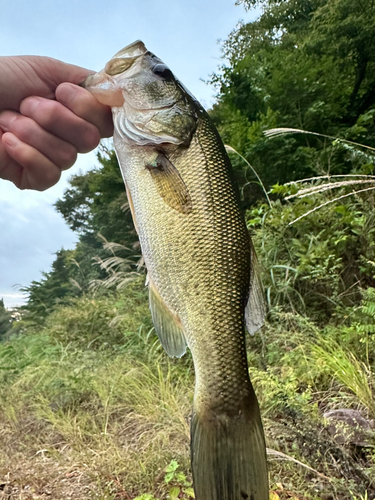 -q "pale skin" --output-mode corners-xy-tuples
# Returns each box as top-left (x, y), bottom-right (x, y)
(0, 55), (113, 191)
